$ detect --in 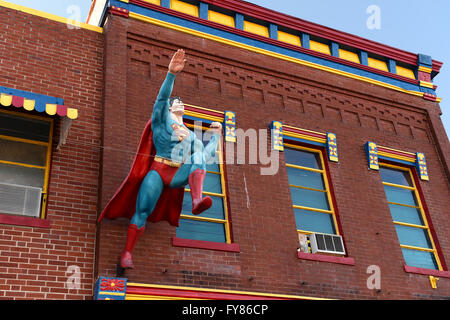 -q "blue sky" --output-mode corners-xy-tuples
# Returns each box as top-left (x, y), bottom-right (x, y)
(4, 0), (450, 135)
